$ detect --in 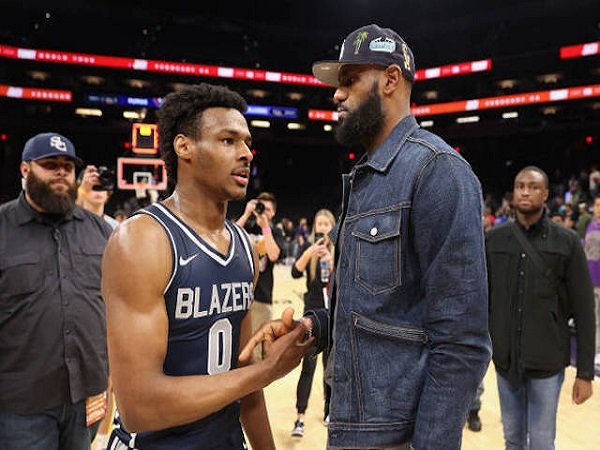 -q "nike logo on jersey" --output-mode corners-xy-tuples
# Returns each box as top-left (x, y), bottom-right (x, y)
(179, 253), (200, 266)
